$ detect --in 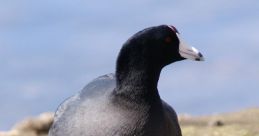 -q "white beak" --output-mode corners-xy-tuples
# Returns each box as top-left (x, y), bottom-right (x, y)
(177, 33), (204, 61)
